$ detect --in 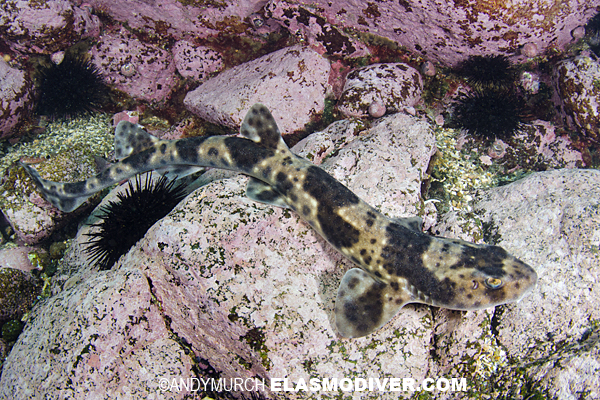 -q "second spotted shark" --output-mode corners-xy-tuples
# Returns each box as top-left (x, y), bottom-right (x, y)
(22, 104), (537, 338)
